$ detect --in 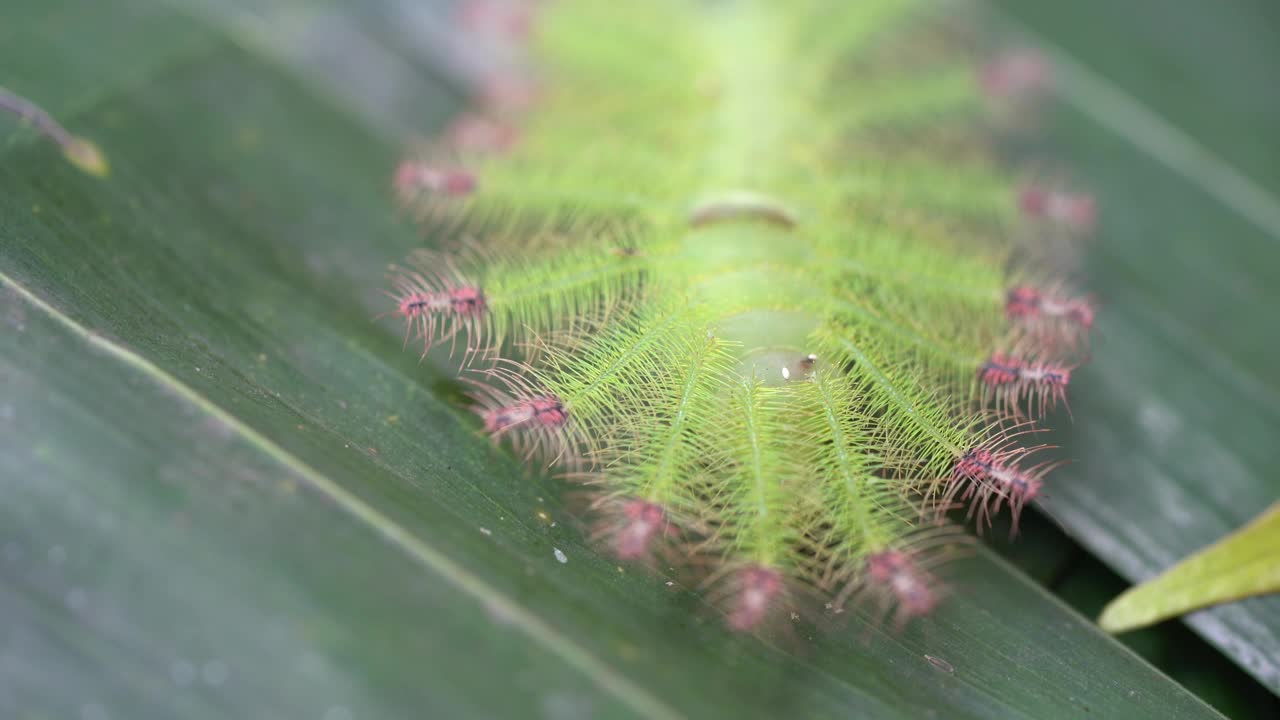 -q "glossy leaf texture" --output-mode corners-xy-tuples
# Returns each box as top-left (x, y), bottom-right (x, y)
(992, 0), (1280, 692)
(0, 1), (1230, 718)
